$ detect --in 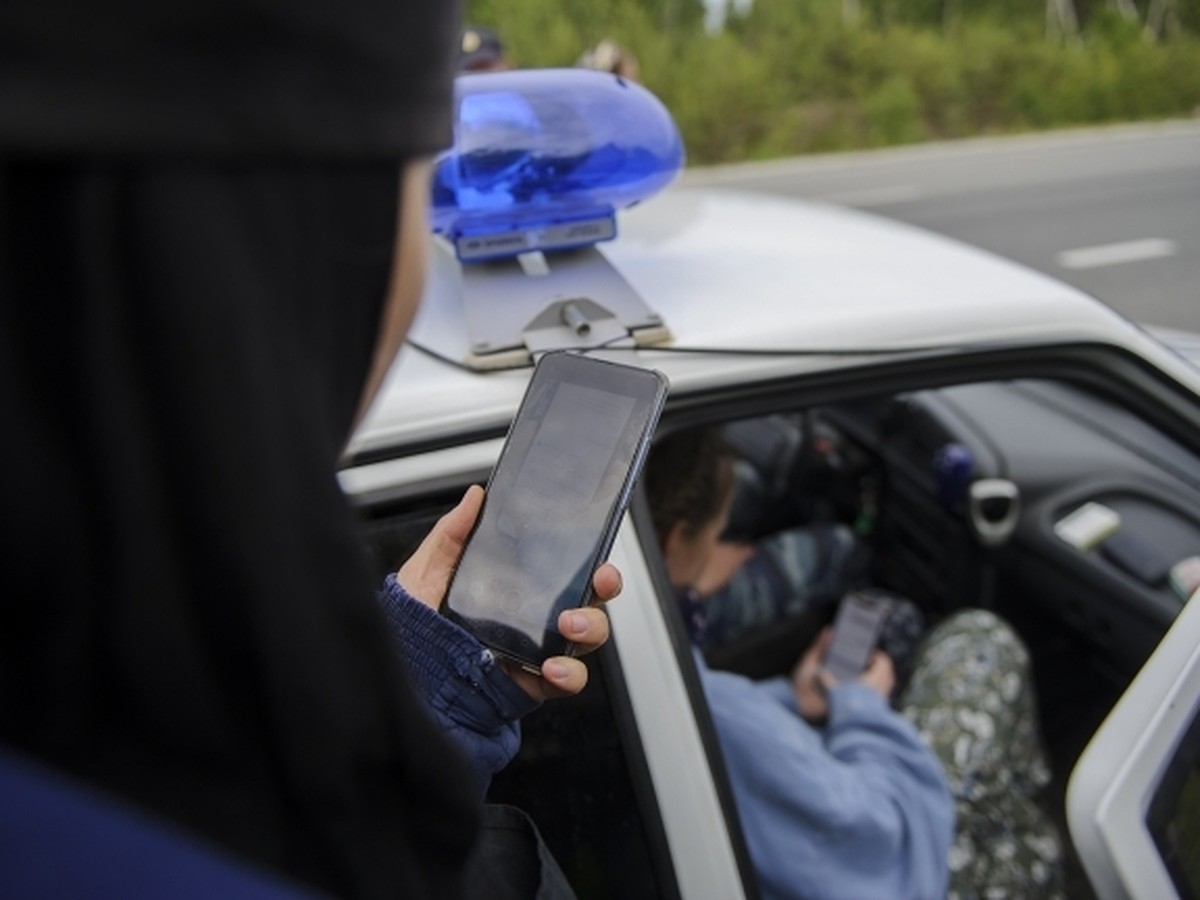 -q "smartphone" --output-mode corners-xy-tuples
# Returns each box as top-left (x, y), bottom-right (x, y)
(822, 591), (891, 682)
(444, 352), (668, 672)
